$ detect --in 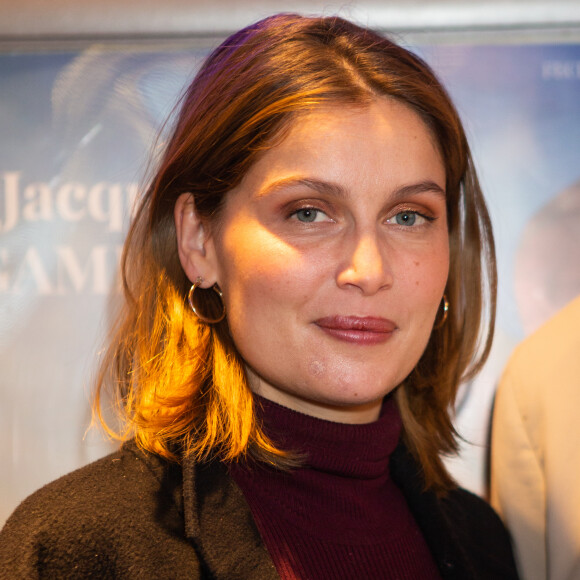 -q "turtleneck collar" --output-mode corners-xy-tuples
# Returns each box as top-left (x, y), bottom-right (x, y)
(231, 394), (406, 542)
(254, 393), (402, 480)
